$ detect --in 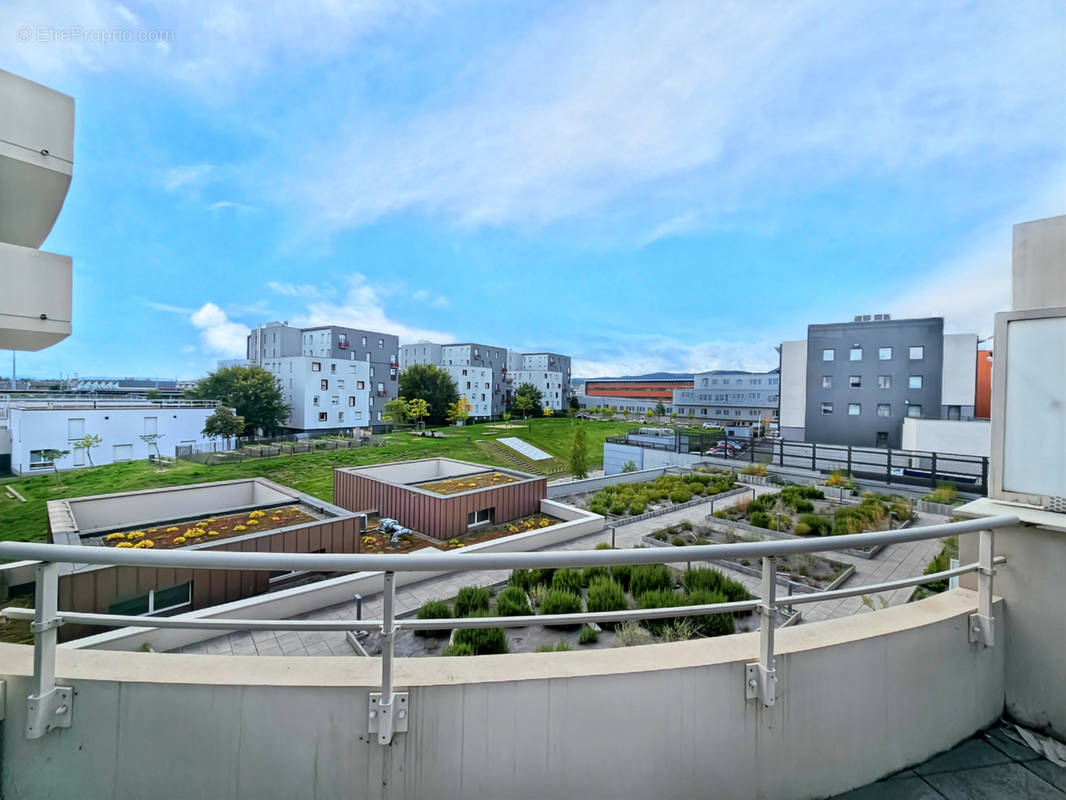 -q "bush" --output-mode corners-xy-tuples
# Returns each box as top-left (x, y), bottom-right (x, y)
(609, 499), (628, 515)
(635, 589), (685, 633)
(684, 590), (735, 637)
(496, 585), (533, 617)
(682, 567), (751, 602)
(749, 511), (772, 529)
(550, 568), (584, 595)
(630, 563), (673, 597)
(453, 624), (508, 655)
(669, 488), (693, 504)
(454, 585), (491, 617)
(671, 535), (687, 546)
(786, 497), (814, 513)
(539, 589), (583, 626)
(628, 499), (647, 515)
(832, 507), (867, 535)
(440, 642), (474, 657)
(589, 500), (608, 516)
(740, 463), (768, 476)
(581, 565), (610, 586)
(796, 513), (832, 536)
(681, 521), (693, 531)
(586, 577), (627, 620)
(508, 568), (552, 592)
(610, 564), (632, 591)
(536, 641), (572, 652)
(768, 514), (792, 532)
(415, 600), (452, 637)
(794, 522), (811, 535)
(923, 483), (959, 505)
(578, 625), (599, 645)
(615, 621), (653, 646)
